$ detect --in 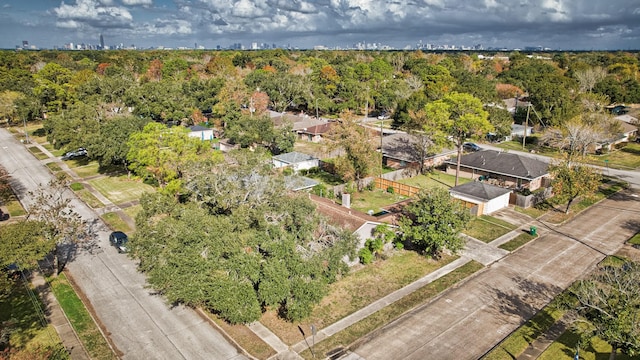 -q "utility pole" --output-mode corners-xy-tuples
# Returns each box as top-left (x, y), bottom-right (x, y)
(522, 103), (530, 150)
